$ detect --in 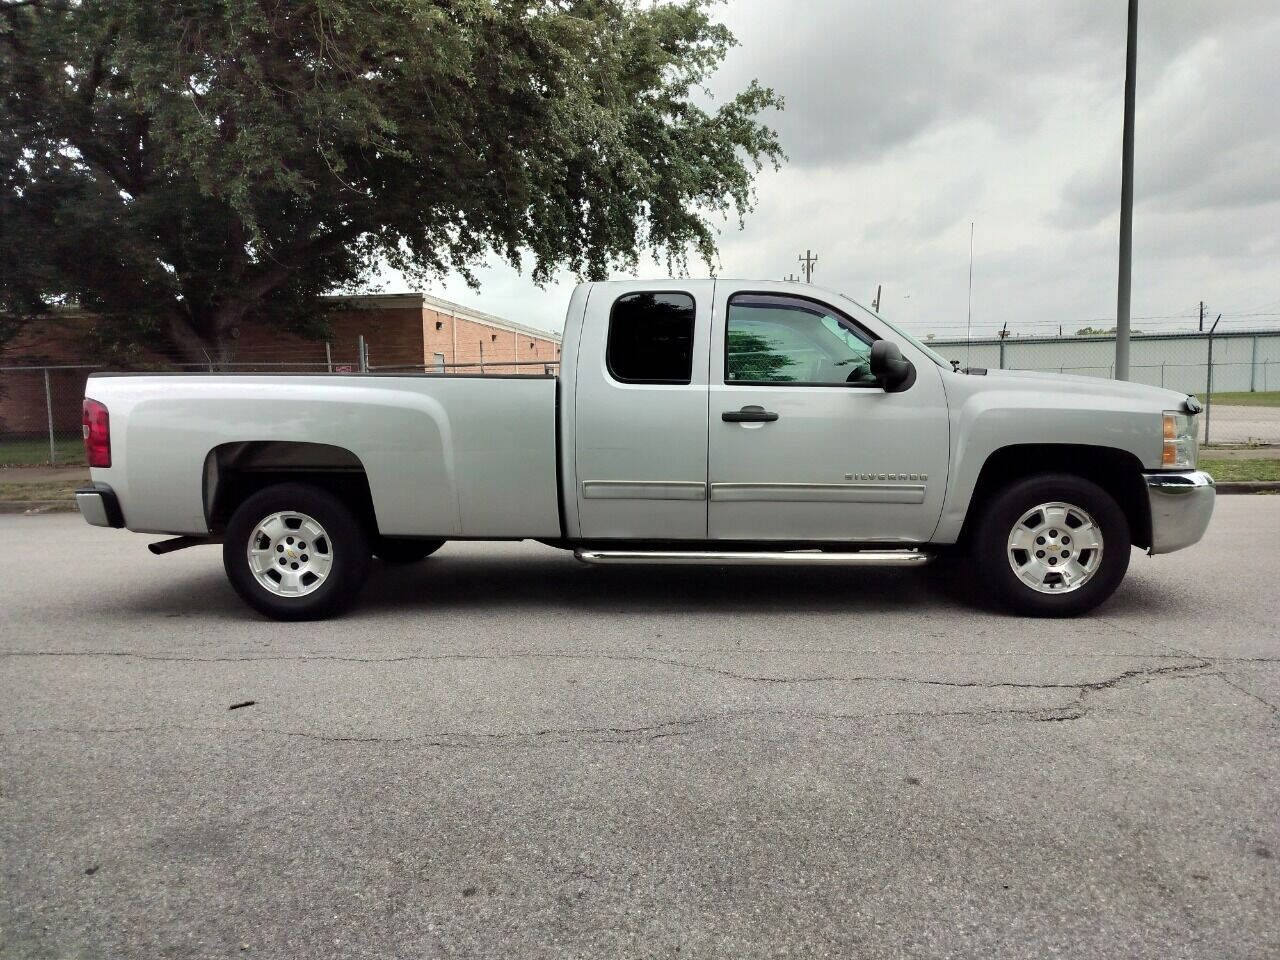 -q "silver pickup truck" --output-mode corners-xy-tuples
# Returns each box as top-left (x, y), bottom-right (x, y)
(76, 279), (1214, 620)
